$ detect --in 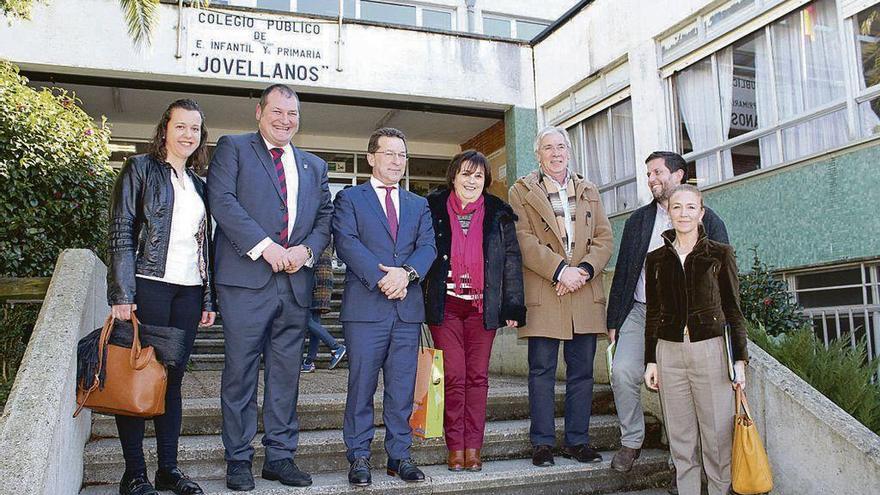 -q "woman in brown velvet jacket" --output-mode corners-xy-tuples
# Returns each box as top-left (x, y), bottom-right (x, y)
(643, 184), (747, 495)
